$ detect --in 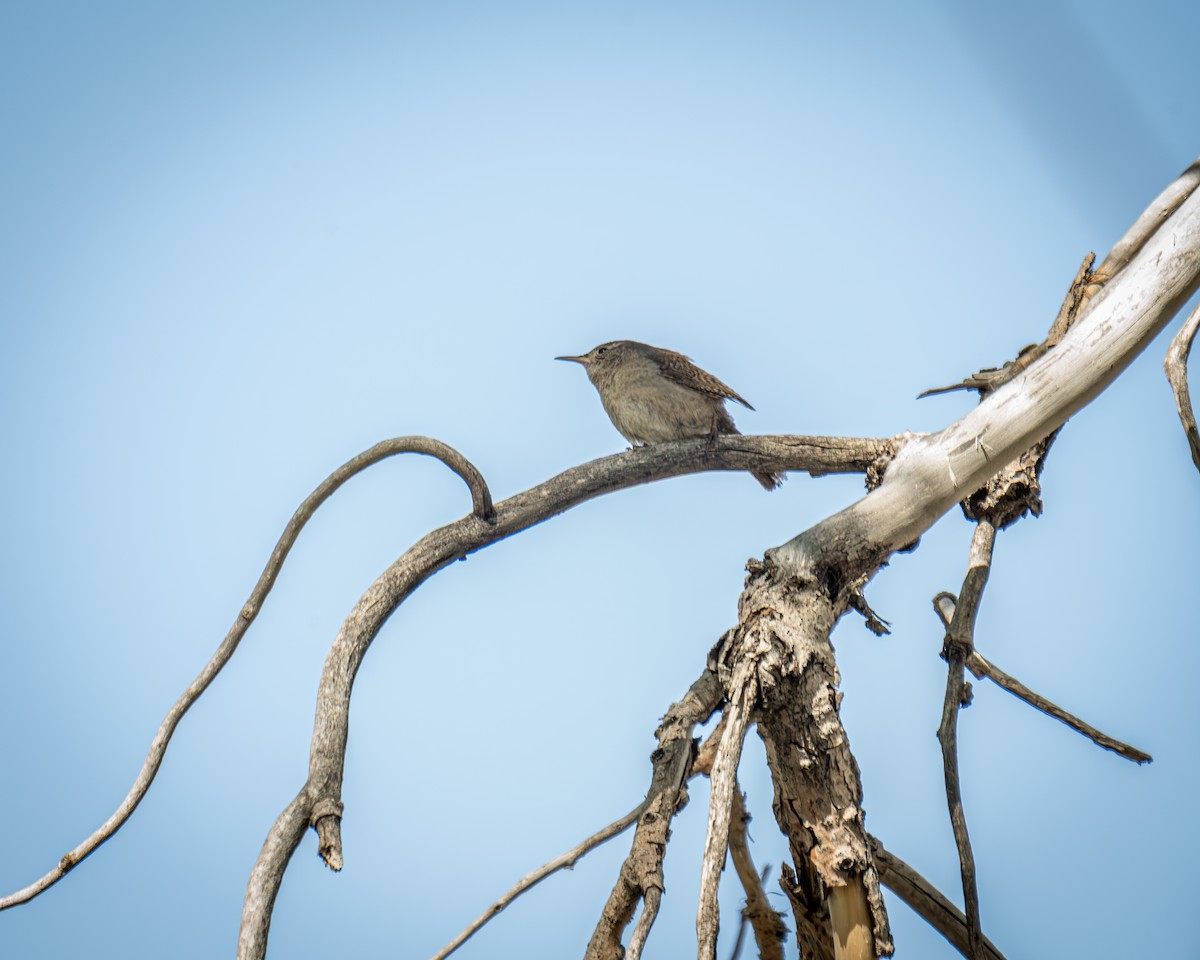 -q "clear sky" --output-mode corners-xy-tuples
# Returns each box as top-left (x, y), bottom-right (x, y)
(2, 2), (1197, 958)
